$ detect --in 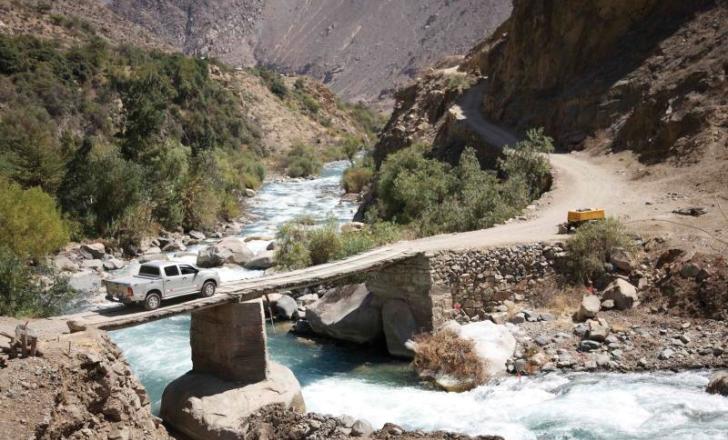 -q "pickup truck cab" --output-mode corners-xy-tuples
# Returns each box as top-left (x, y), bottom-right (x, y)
(104, 261), (221, 310)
